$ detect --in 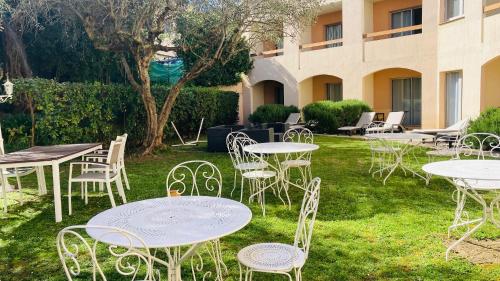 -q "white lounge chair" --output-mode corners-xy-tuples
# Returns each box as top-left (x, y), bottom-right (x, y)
(285, 113), (302, 125)
(412, 117), (470, 136)
(365, 111), (406, 134)
(338, 112), (376, 135)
